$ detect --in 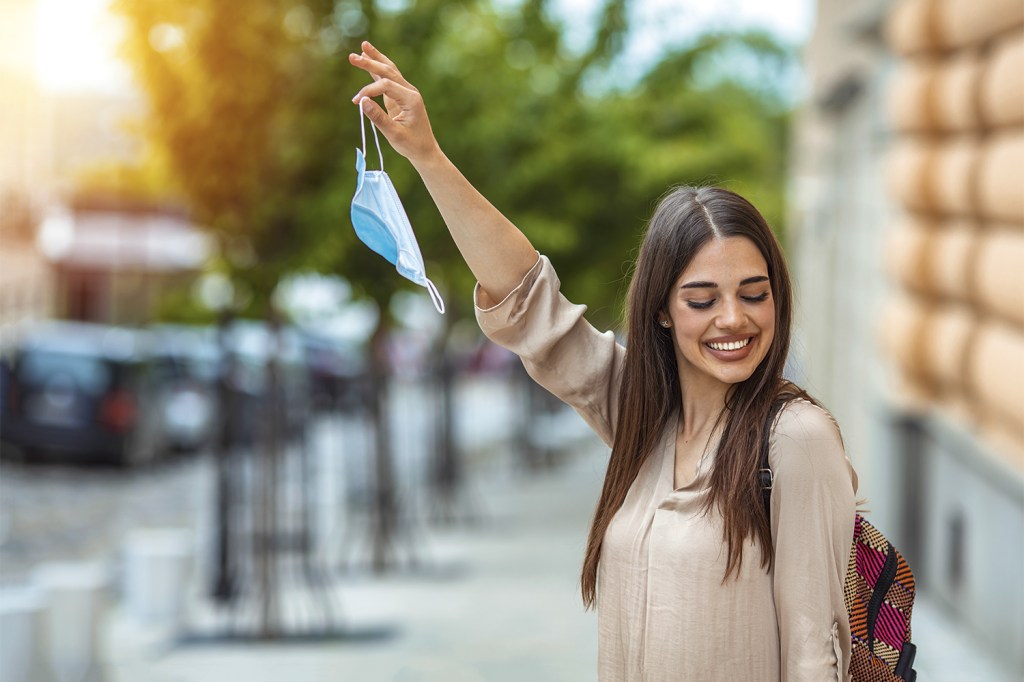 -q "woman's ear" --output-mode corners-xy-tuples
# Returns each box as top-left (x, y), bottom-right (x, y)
(657, 312), (671, 328)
